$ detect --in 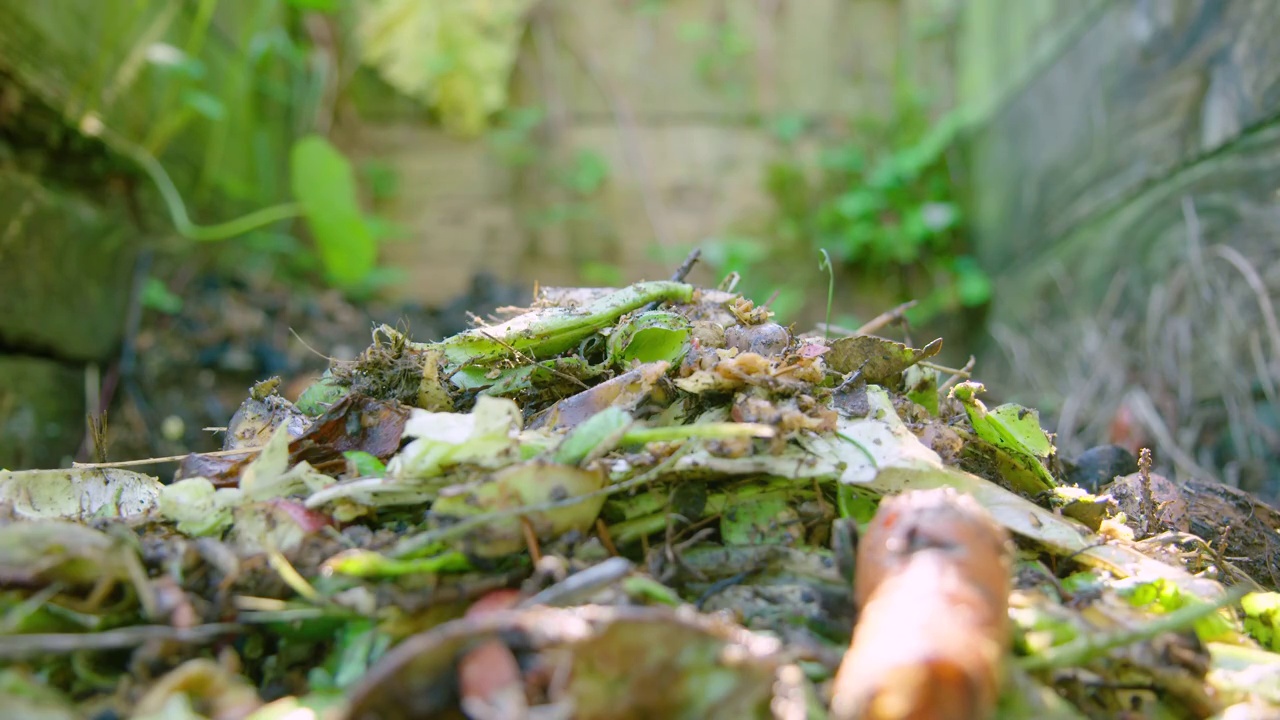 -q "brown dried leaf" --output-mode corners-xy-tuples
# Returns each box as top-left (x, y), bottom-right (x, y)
(826, 336), (942, 384)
